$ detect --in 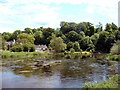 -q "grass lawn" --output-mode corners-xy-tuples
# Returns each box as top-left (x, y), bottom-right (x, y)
(2, 50), (52, 59)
